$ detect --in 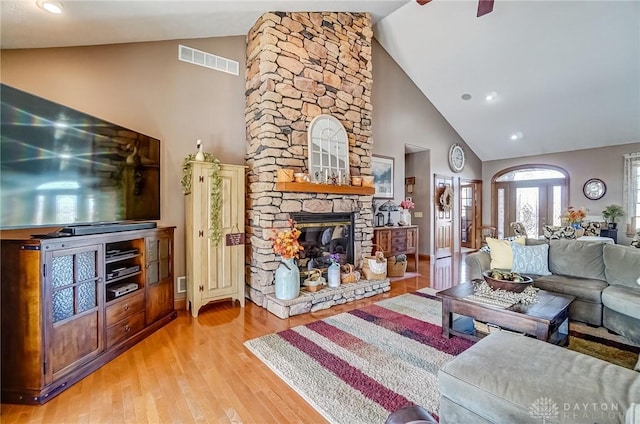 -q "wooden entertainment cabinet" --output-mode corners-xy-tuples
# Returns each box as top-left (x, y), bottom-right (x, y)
(0, 226), (177, 404)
